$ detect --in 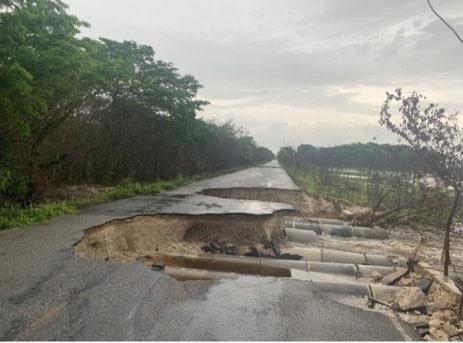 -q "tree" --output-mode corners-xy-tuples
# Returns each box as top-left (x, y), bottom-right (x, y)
(380, 88), (463, 277)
